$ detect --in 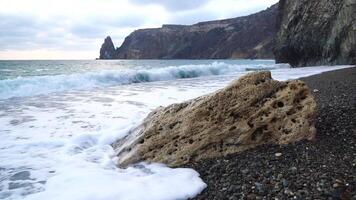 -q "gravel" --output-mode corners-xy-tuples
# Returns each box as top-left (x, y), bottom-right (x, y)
(187, 67), (356, 200)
